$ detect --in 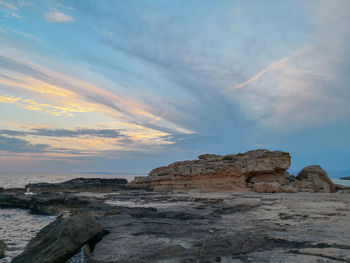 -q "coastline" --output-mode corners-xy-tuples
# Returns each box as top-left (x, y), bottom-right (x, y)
(1, 178), (350, 262)
(1, 150), (350, 262)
